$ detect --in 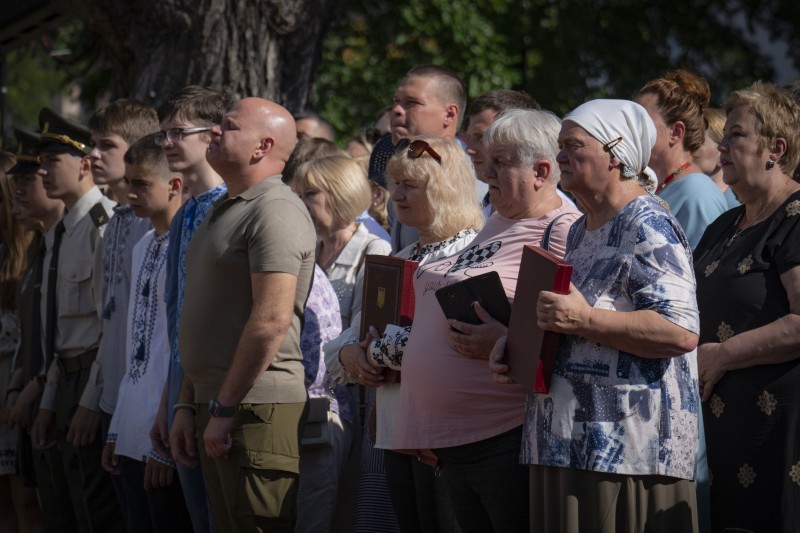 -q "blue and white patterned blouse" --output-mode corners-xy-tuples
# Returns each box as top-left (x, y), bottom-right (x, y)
(300, 266), (352, 423)
(522, 195), (700, 480)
